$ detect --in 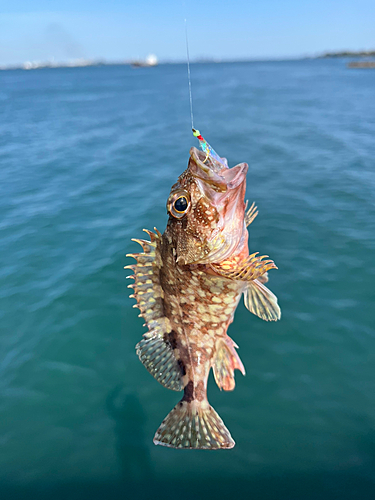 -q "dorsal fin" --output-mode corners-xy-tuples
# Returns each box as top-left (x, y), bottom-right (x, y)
(126, 229), (183, 391)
